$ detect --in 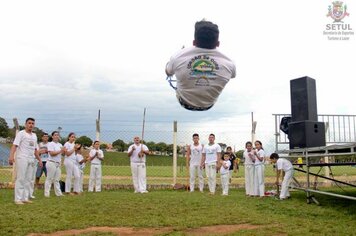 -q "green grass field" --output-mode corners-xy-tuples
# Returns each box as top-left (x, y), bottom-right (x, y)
(1, 188), (356, 235)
